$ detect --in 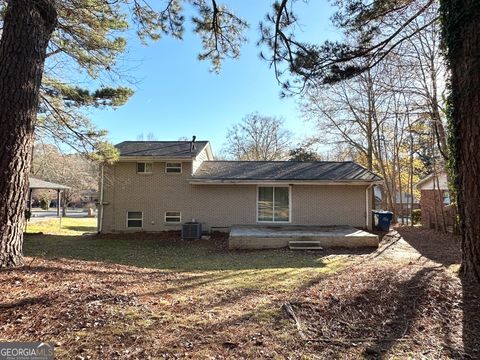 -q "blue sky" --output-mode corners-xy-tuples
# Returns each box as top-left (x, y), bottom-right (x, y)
(89, 1), (339, 155)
